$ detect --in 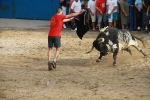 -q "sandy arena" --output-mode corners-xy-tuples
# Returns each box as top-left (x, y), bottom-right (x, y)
(0, 18), (150, 100)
